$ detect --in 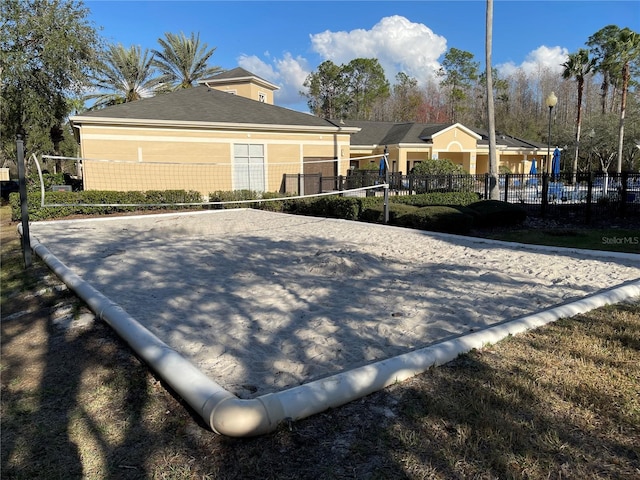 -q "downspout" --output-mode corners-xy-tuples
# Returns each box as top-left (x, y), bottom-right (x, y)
(20, 225), (640, 437)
